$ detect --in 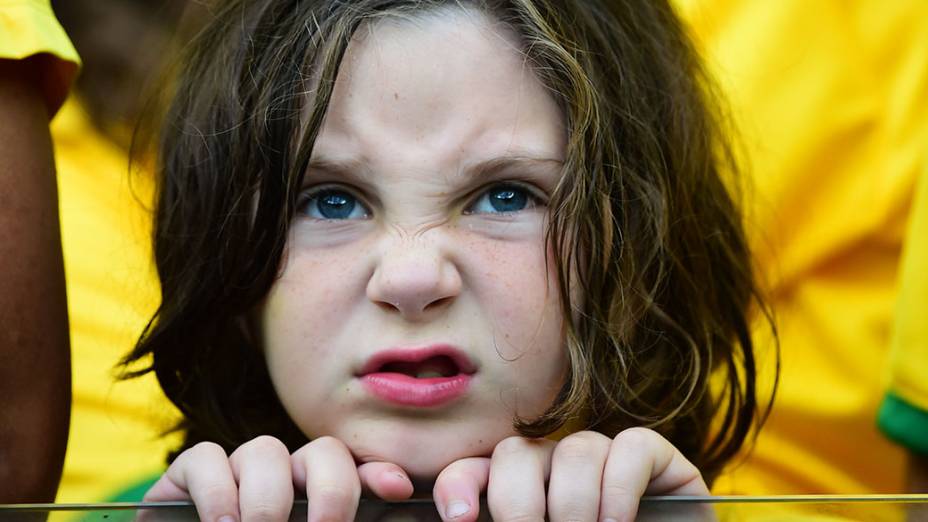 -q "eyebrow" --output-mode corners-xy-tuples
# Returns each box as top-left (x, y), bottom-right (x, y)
(306, 153), (564, 181)
(465, 155), (564, 180)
